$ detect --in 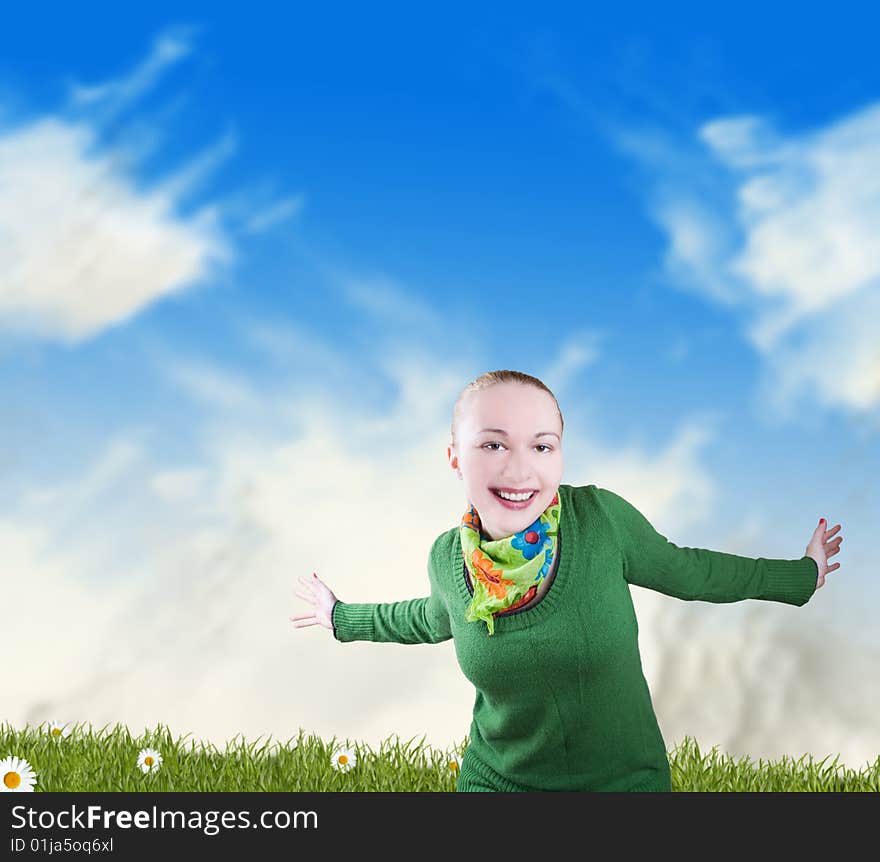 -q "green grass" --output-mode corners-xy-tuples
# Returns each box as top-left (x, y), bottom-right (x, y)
(2, 721), (879, 791)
